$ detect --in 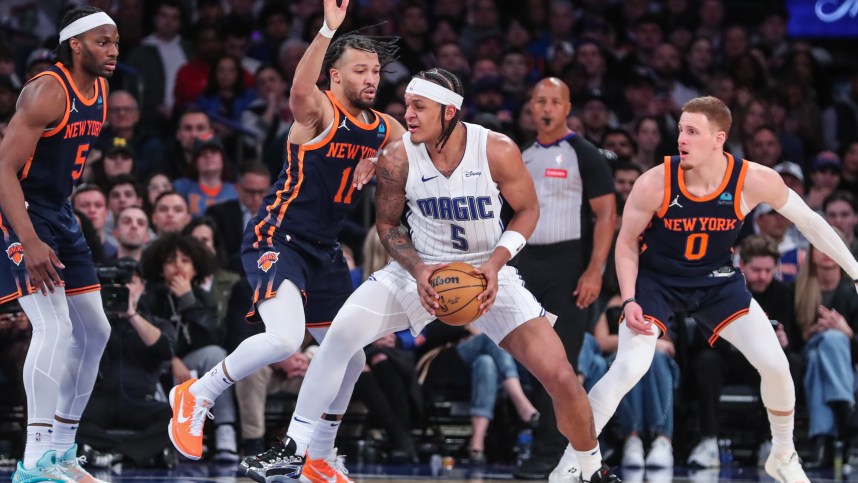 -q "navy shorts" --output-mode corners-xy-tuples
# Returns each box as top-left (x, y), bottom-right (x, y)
(632, 268), (752, 346)
(0, 203), (99, 304)
(240, 225), (353, 326)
